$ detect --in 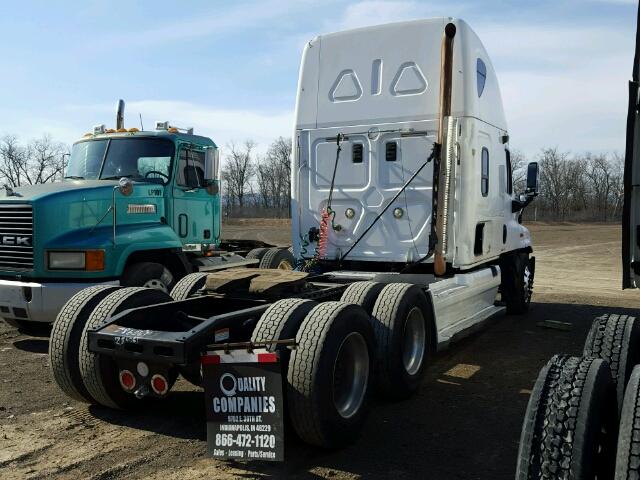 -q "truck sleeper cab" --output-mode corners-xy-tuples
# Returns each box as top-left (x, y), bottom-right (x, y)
(292, 18), (538, 340)
(51, 18), (538, 453)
